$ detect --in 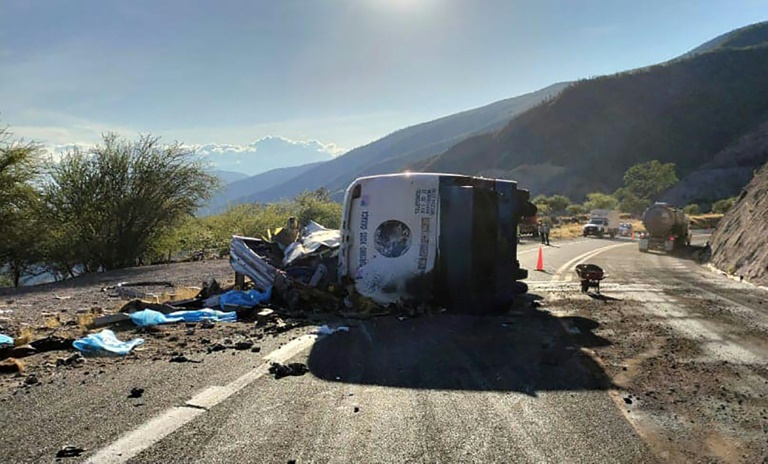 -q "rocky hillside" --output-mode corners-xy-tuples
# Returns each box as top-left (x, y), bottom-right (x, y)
(418, 22), (768, 201)
(709, 162), (768, 286)
(662, 119), (768, 207)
